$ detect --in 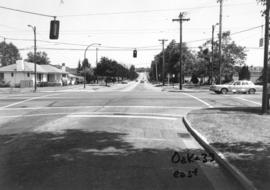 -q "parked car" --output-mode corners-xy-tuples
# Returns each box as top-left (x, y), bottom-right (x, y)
(209, 80), (262, 94)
